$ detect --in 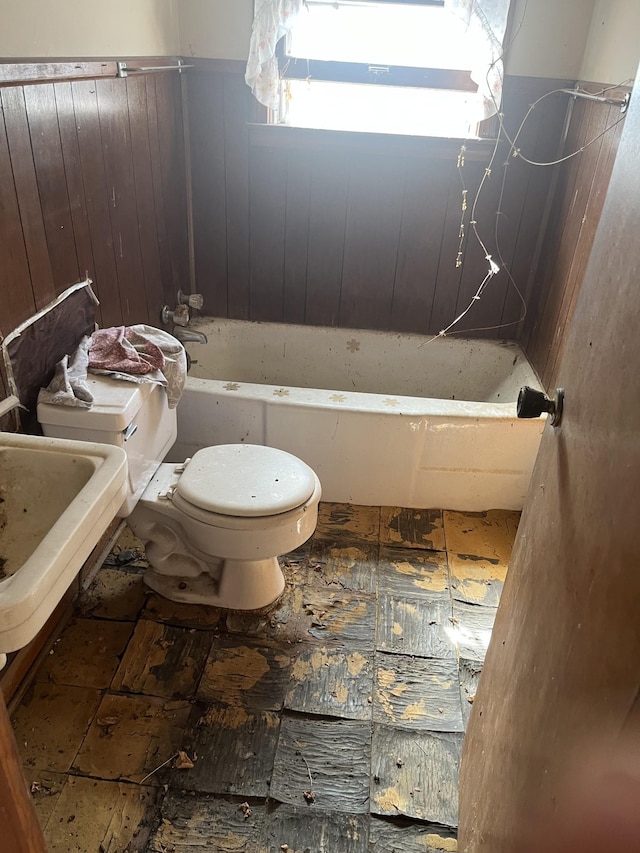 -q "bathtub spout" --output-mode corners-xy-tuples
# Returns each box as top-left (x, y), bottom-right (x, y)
(172, 328), (208, 344)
